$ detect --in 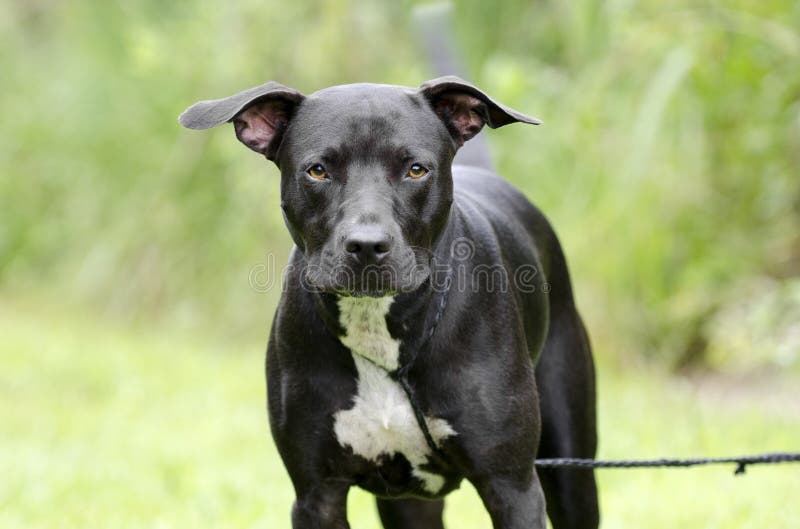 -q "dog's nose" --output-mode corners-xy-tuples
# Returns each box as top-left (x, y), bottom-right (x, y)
(344, 227), (392, 263)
